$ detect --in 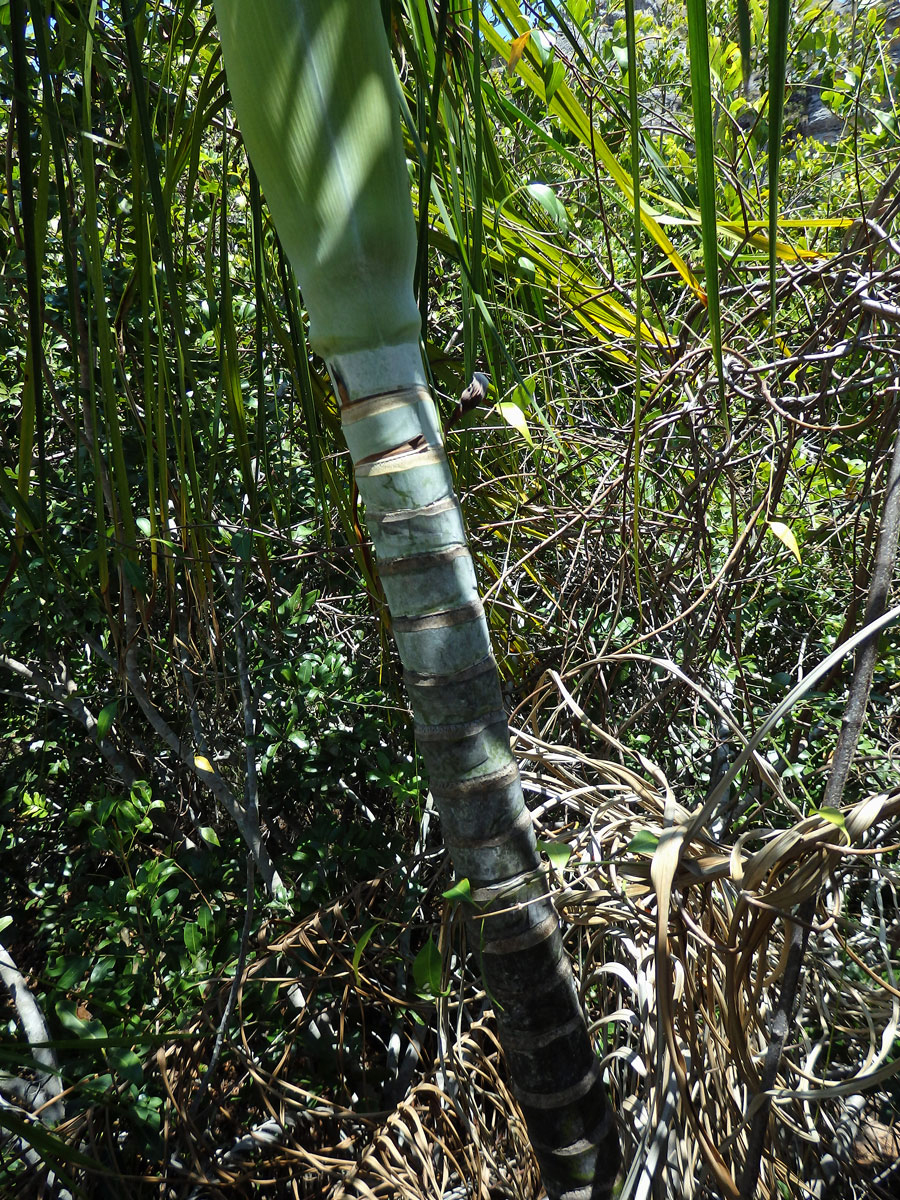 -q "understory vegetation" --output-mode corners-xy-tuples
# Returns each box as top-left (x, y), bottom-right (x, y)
(1, 0), (899, 1197)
